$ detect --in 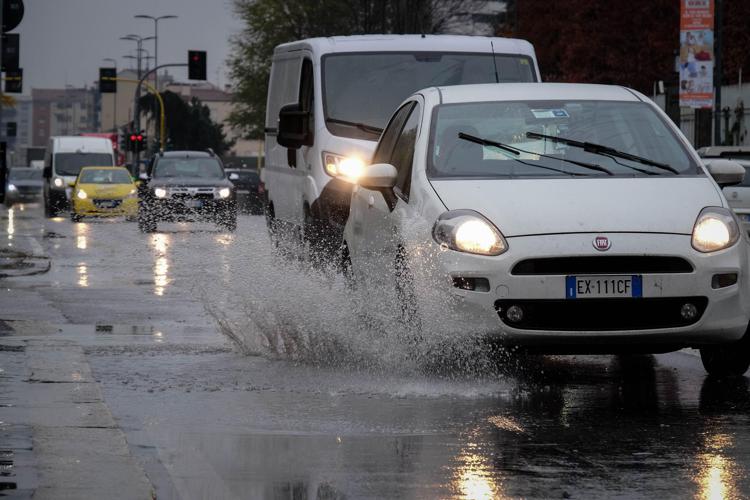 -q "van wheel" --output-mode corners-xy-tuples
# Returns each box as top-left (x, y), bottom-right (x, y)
(700, 329), (750, 377)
